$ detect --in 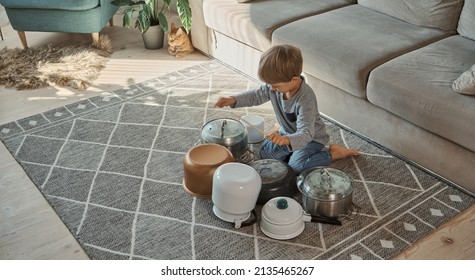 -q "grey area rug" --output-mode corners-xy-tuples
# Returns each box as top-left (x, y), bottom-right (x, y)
(1, 61), (474, 260)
